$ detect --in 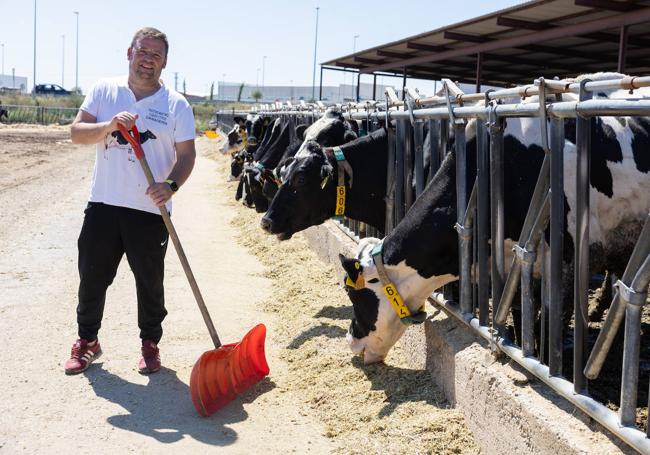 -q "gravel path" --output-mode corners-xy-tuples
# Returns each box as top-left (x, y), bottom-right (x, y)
(0, 126), (331, 454)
